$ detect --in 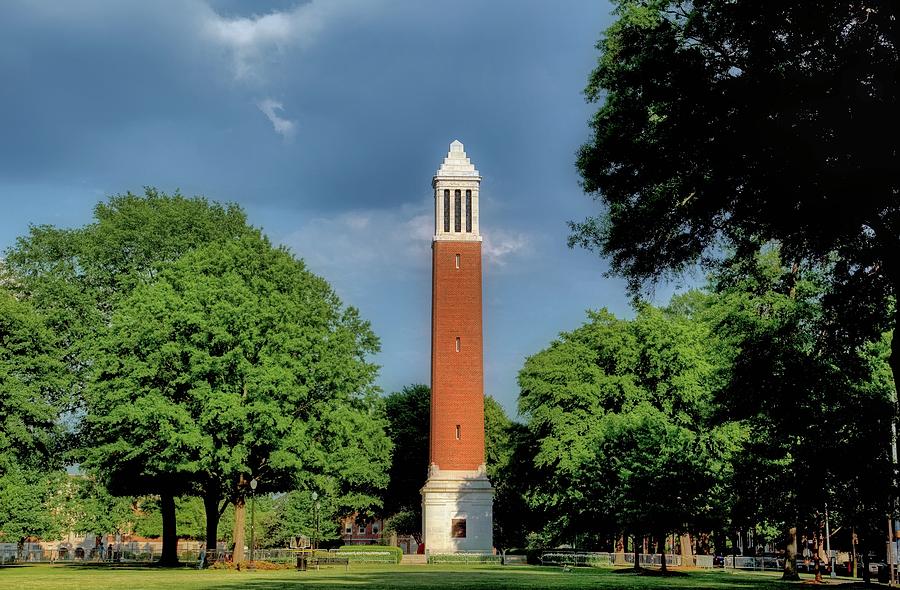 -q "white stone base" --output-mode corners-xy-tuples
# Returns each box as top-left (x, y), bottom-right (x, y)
(421, 465), (494, 554)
